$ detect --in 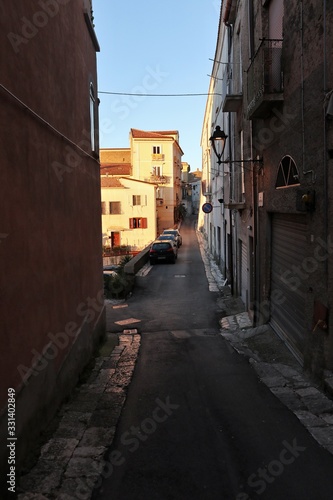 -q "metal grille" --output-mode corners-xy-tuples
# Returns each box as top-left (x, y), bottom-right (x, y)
(247, 39), (283, 111)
